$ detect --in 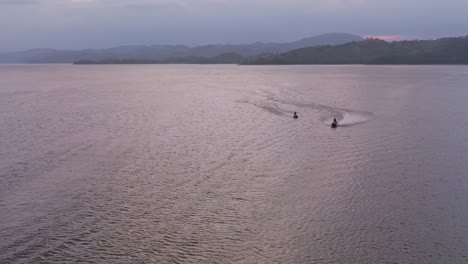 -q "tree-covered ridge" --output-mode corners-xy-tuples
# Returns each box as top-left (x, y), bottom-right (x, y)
(246, 36), (468, 65)
(74, 53), (246, 64)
